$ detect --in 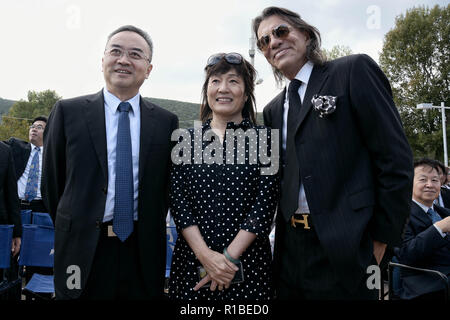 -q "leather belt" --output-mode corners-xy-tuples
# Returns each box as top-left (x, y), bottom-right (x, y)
(290, 213), (311, 229)
(20, 199), (43, 205)
(101, 221), (138, 238)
